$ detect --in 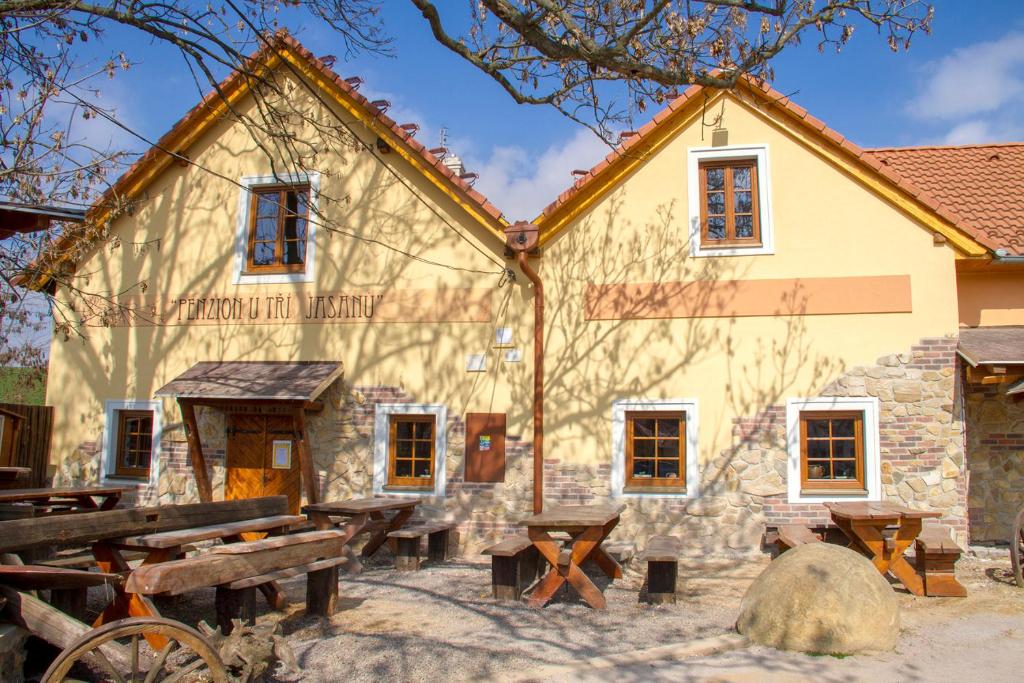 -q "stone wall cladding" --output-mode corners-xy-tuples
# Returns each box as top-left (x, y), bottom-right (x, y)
(728, 337), (968, 545)
(966, 383), (1024, 542)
